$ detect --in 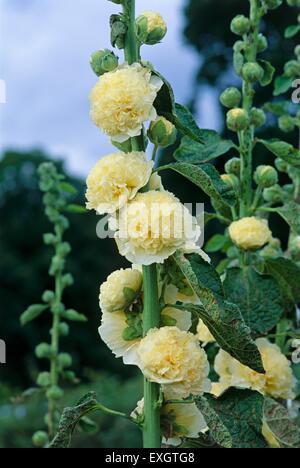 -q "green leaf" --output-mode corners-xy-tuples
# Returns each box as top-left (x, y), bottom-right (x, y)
(173, 252), (264, 373)
(153, 70), (175, 115)
(20, 304), (48, 326)
(123, 287), (137, 304)
(174, 134), (234, 164)
(64, 310), (88, 322)
(205, 234), (228, 253)
(285, 24), (300, 39)
(158, 162), (236, 207)
(258, 139), (300, 168)
(273, 76), (294, 97)
(78, 416), (99, 434)
(59, 182), (78, 195)
(273, 202), (300, 235)
(264, 398), (300, 448)
(196, 396), (233, 448)
(223, 267), (283, 337)
(64, 204), (87, 214)
(203, 389), (267, 449)
(263, 257), (300, 305)
(49, 392), (99, 448)
(122, 325), (142, 341)
(258, 60), (275, 87)
(169, 103), (204, 144)
(263, 101), (291, 117)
